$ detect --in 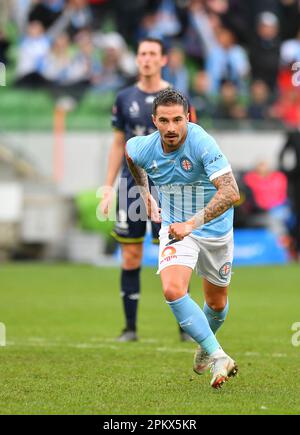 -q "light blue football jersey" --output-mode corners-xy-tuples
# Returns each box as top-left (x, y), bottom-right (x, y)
(126, 122), (233, 238)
